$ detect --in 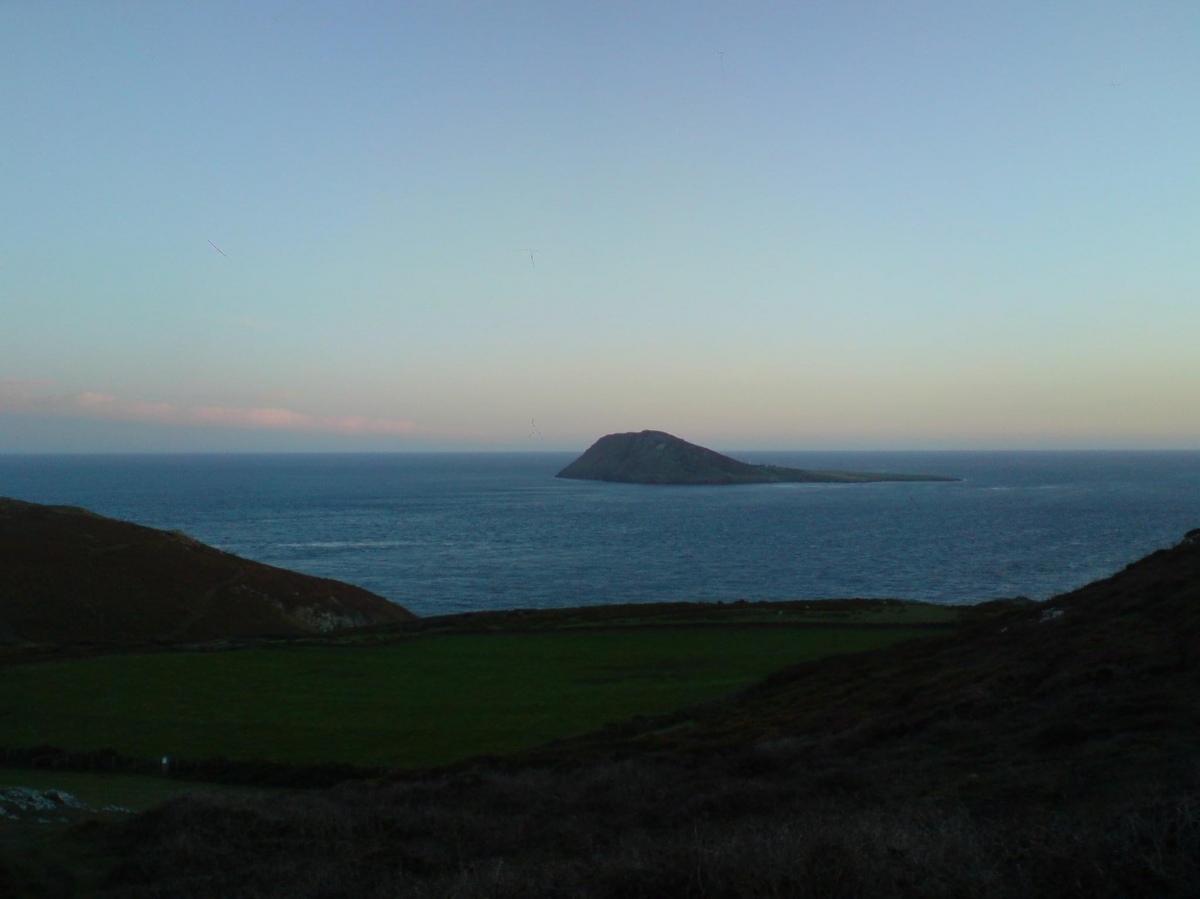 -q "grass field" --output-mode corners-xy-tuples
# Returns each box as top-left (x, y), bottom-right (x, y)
(0, 625), (937, 769)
